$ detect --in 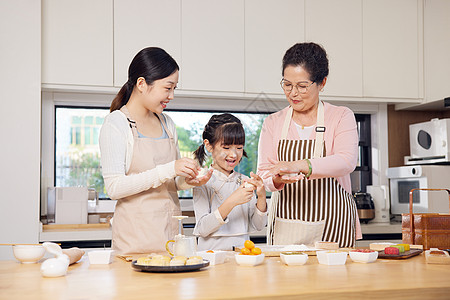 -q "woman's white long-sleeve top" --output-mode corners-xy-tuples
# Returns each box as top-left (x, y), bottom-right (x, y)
(99, 110), (190, 200)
